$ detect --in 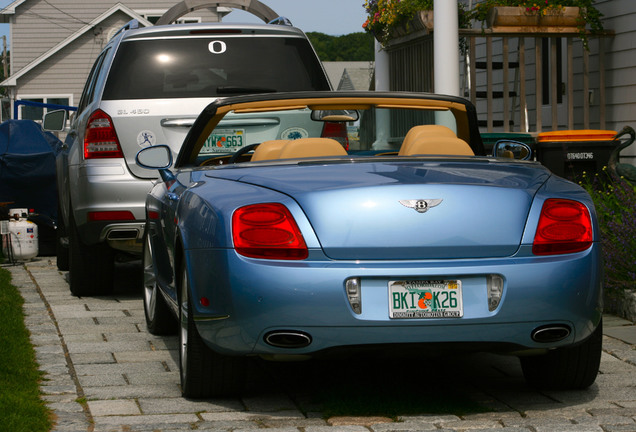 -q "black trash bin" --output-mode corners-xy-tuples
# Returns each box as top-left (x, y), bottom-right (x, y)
(535, 130), (616, 180)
